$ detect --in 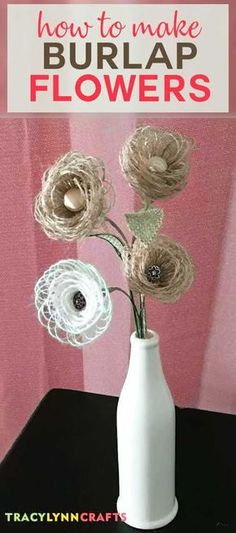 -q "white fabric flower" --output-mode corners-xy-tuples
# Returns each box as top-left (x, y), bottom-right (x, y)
(34, 259), (112, 347)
